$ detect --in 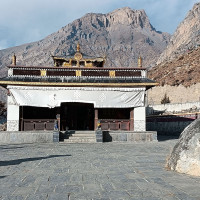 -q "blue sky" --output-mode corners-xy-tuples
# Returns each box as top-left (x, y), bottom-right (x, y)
(0, 0), (199, 50)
